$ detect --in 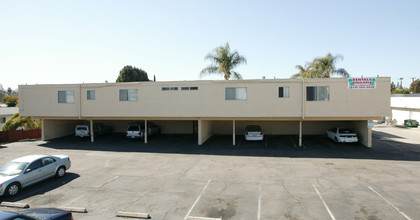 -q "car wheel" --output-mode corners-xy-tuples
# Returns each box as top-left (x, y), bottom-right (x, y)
(56, 166), (66, 177)
(6, 182), (21, 196)
(334, 138), (338, 143)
